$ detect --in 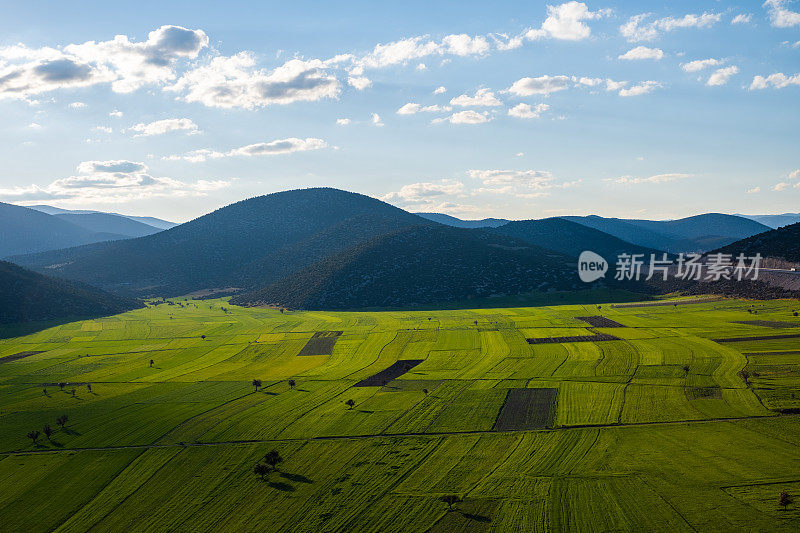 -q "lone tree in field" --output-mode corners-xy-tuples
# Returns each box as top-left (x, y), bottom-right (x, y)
(422, 388), (429, 396)
(27, 430), (41, 445)
(56, 414), (68, 429)
(252, 379), (262, 392)
(201, 335), (206, 340)
(779, 490), (793, 510)
(149, 359), (154, 367)
(439, 494), (462, 511)
(263, 450), (283, 471)
(345, 399), (355, 409)
(42, 424), (53, 440)
(288, 379), (296, 389)
(71, 388), (76, 398)
(86, 383), (92, 393)
(58, 382), (65, 391)
(253, 463), (270, 481)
